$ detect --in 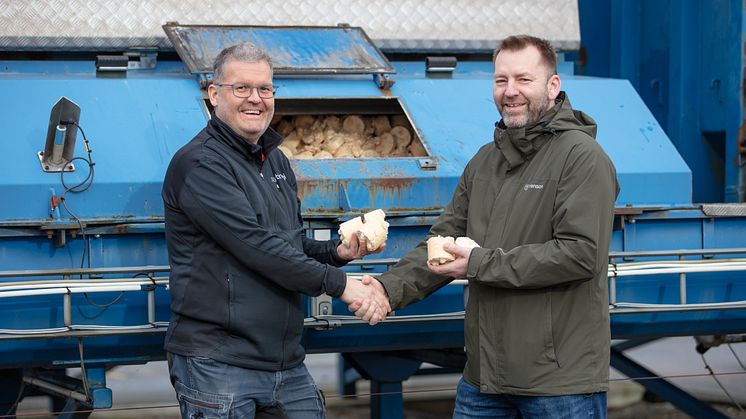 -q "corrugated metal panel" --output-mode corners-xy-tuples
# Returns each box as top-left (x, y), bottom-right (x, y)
(0, 0), (580, 51)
